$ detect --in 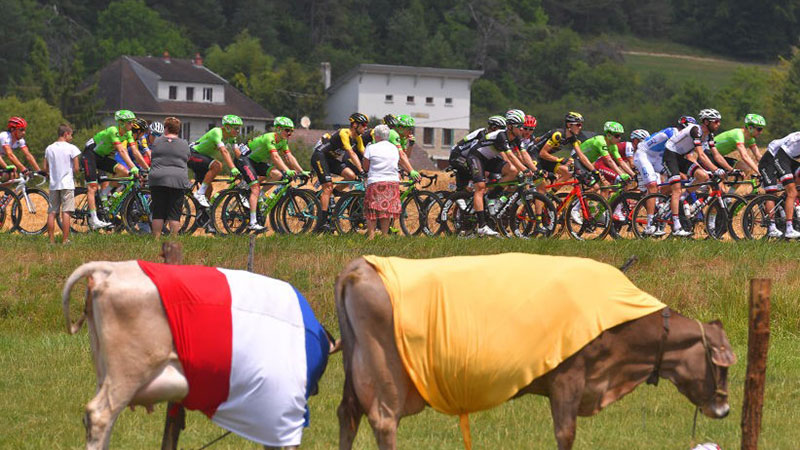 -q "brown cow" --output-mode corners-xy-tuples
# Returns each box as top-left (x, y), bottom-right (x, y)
(63, 261), (337, 450)
(334, 257), (736, 450)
